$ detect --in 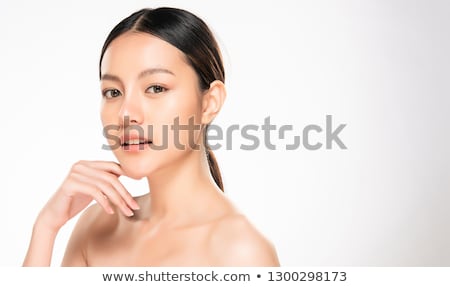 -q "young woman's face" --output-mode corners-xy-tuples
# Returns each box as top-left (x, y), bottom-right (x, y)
(100, 32), (204, 179)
